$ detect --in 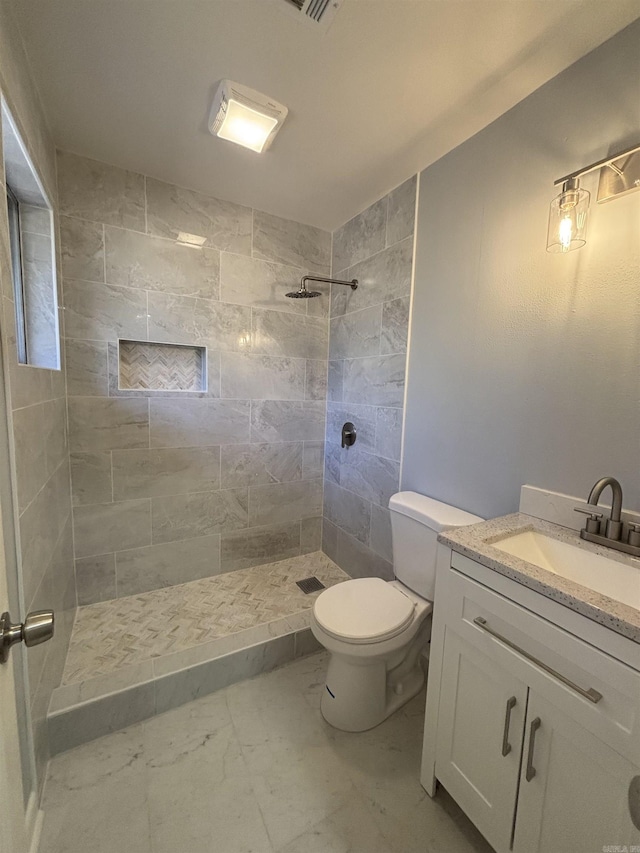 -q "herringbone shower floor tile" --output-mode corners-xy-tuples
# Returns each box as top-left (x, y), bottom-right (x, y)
(62, 551), (348, 685)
